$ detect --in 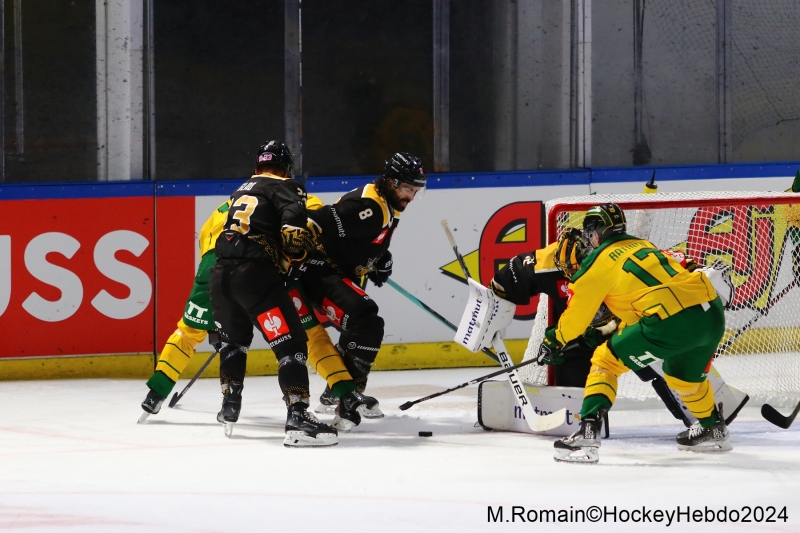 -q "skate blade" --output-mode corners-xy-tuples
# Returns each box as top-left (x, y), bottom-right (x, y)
(358, 404), (384, 419)
(553, 446), (599, 464)
(284, 431), (338, 447)
(331, 416), (357, 432)
(224, 422), (234, 438)
(314, 403), (337, 415)
(137, 412), (151, 424)
(677, 440), (732, 453)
